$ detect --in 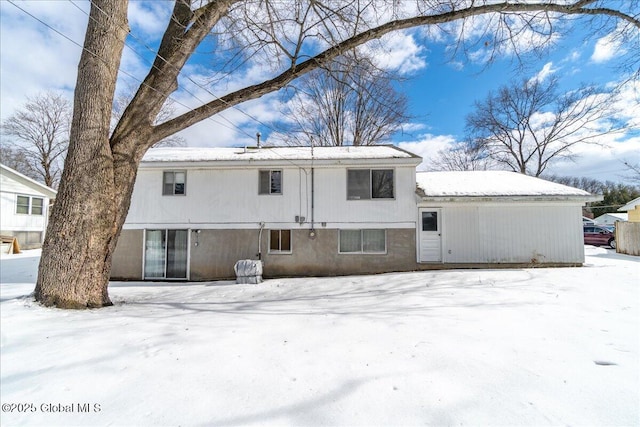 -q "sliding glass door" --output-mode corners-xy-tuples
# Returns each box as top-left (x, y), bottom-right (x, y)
(144, 229), (188, 279)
